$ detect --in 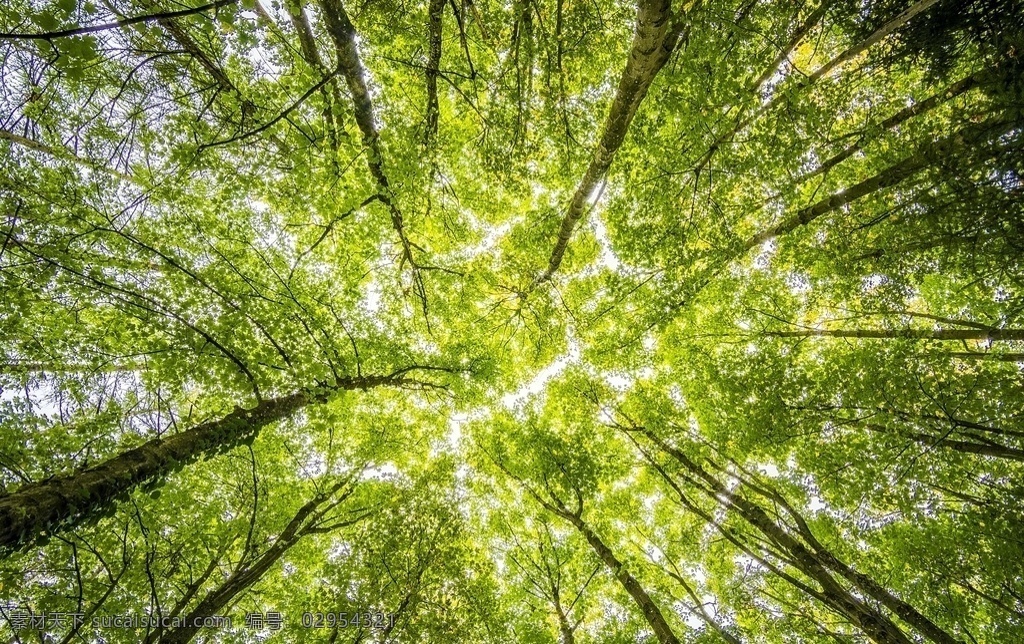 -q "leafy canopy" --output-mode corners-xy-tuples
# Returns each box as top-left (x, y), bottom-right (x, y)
(0, 0), (1022, 642)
